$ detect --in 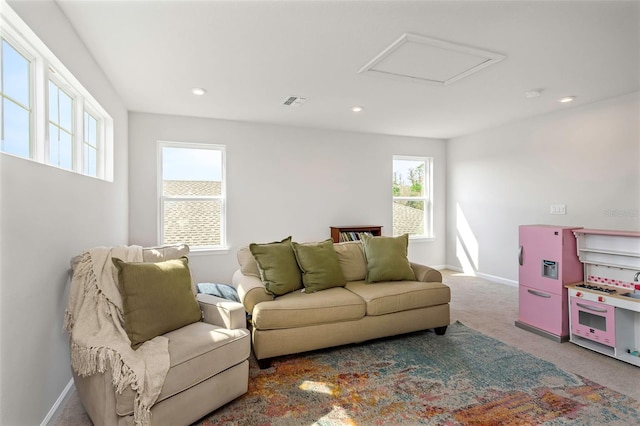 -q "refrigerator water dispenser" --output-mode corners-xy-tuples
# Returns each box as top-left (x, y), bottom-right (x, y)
(542, 260), (558, 279)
